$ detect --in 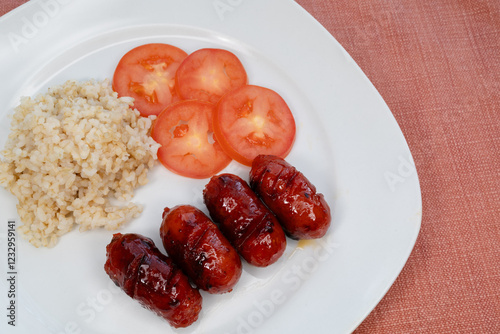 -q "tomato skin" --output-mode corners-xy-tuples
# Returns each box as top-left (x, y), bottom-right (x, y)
(175, 48), (248, 104)
(151, 100), (232, 179)
(213, 85), (296, 166)
(113, 43), (188, 116)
